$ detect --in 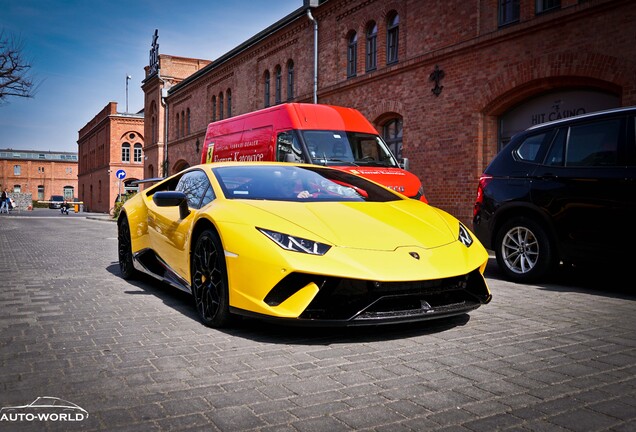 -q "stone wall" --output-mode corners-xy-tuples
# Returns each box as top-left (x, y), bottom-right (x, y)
(7, 192), (33, 211)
